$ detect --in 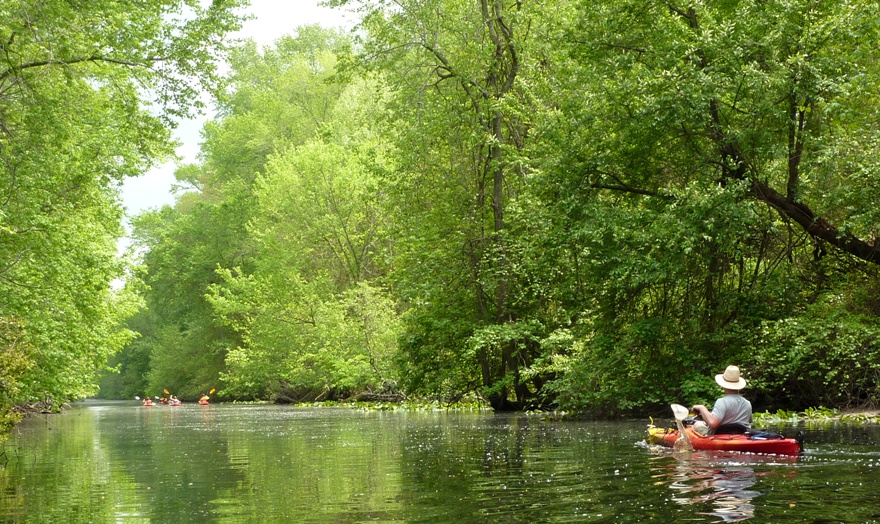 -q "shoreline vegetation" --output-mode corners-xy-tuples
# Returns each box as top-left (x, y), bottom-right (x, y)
(10, 399), (880, 422)
(753, 407), (880, 427)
